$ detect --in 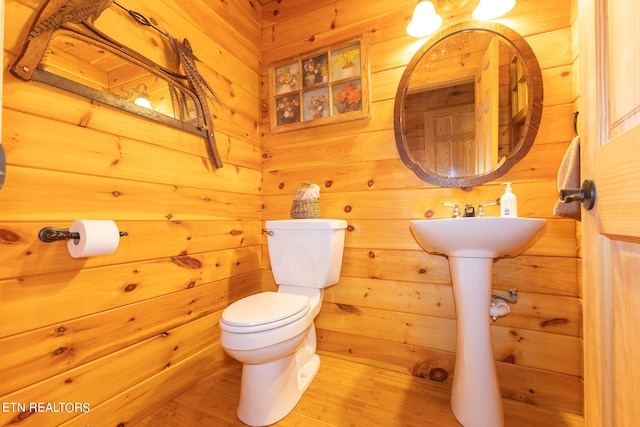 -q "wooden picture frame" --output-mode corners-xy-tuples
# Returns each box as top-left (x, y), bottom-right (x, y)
(269, 36), (371, 133)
